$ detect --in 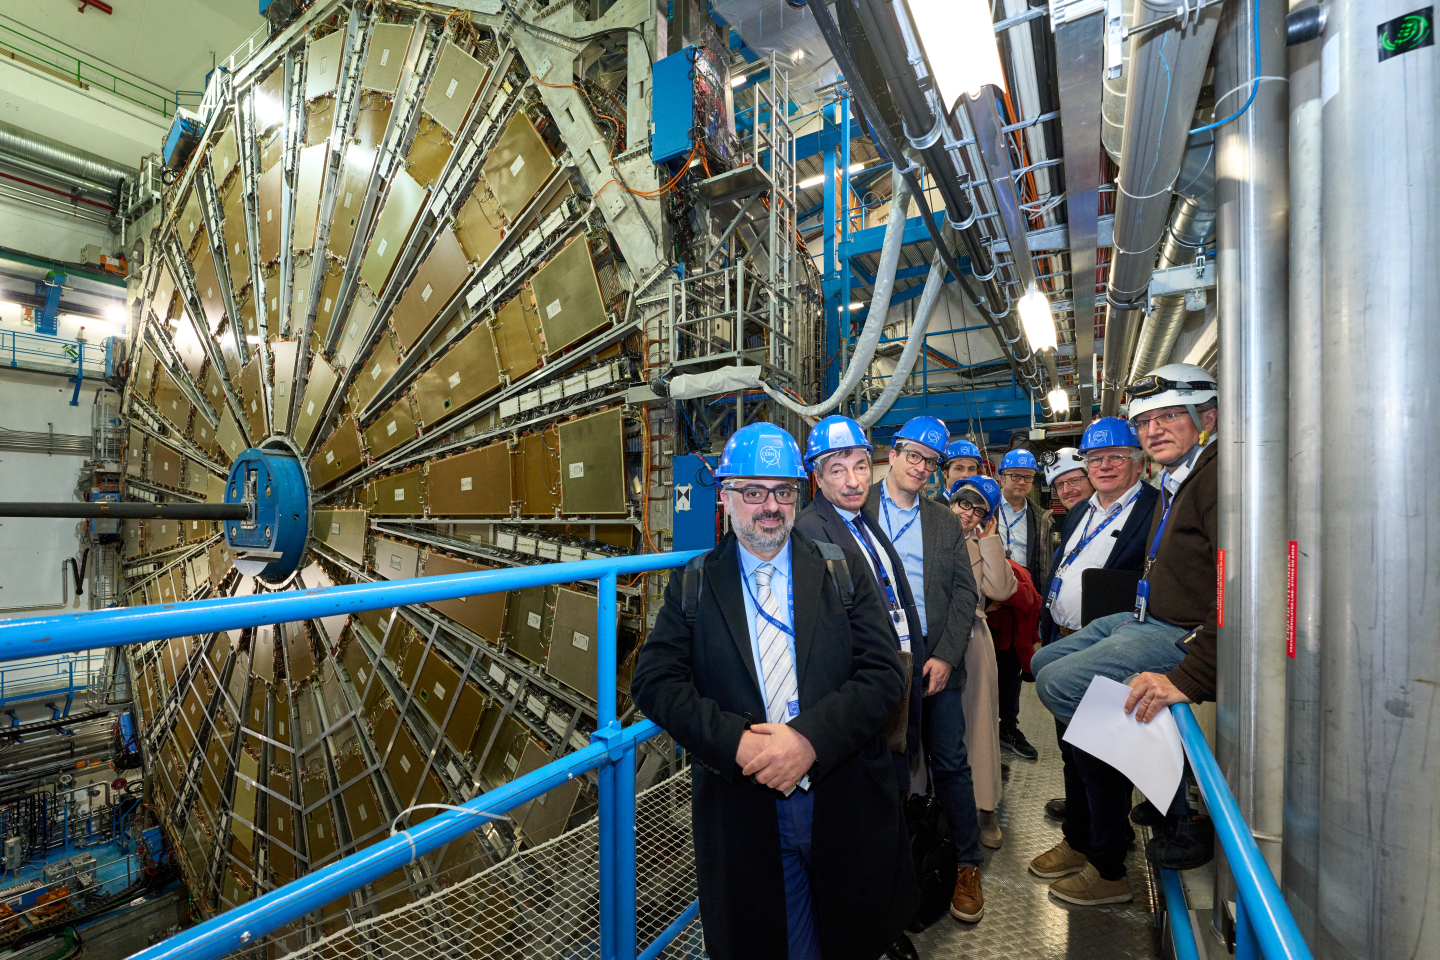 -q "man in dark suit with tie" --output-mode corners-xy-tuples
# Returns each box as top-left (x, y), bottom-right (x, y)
(794, 415), (925, 960)
(633, 423), (916, 960)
